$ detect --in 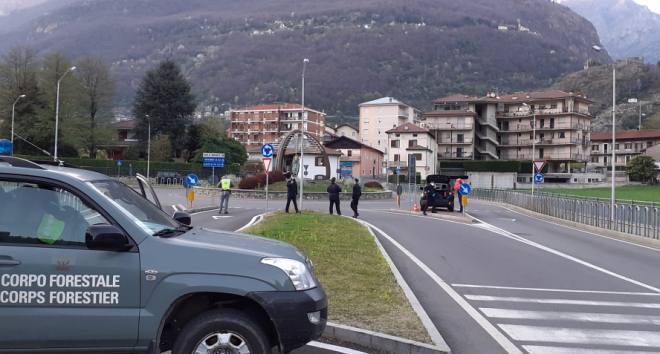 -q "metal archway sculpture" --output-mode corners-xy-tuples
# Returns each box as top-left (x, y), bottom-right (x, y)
(276, 130), (331, 179)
